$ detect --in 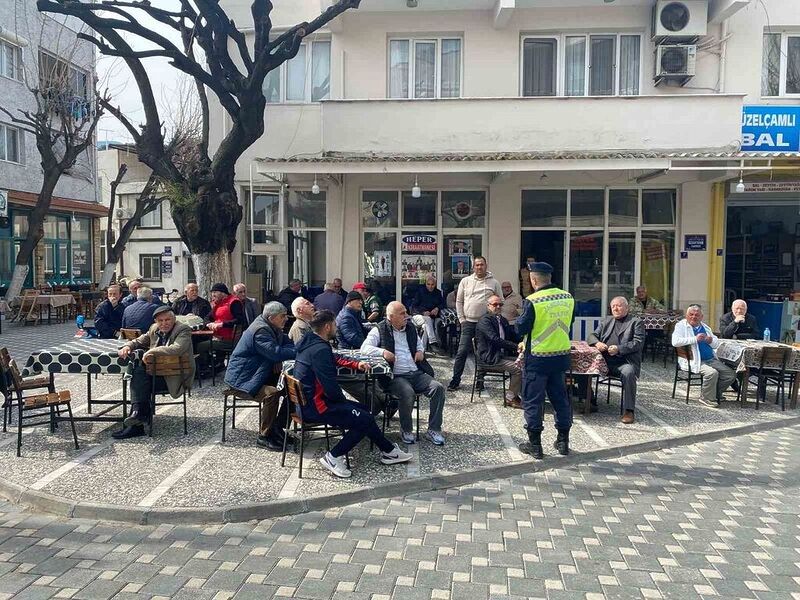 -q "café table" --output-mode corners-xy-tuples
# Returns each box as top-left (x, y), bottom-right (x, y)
(641, 311), (683, 331)
(569, 341), (609, 415)
(19, 294), (76, 325)
(21, 338), (130, 422)
(716, 339), (800, 408)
